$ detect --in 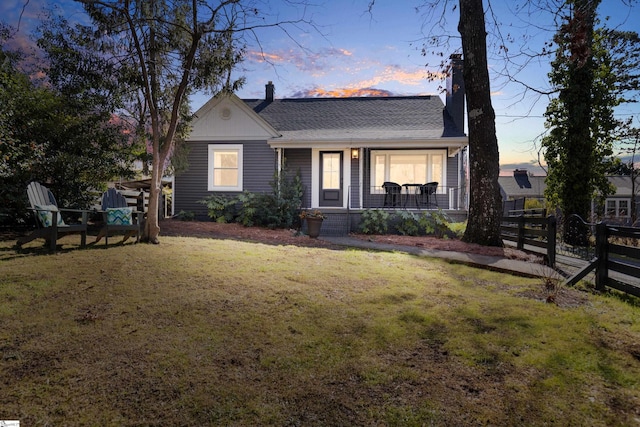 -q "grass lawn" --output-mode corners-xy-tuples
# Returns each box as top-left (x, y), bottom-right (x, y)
(1, 234), (640, 426)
